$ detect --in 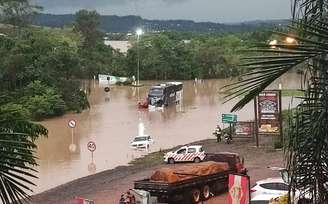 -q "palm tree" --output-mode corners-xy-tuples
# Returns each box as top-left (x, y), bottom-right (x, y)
(223, 1), (328, 203)
(0, 98), (47, 203)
